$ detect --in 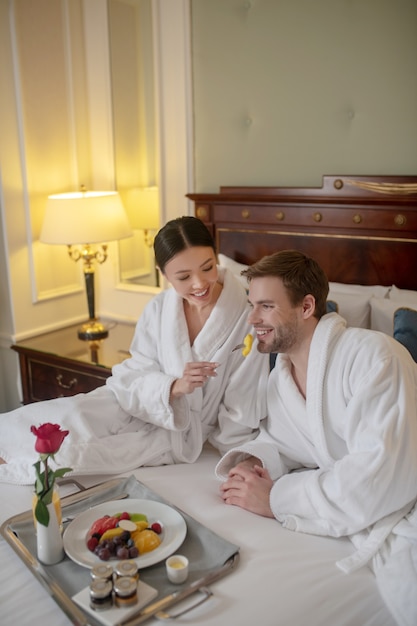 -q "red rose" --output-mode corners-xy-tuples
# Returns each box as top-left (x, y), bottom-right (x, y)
(31, 423), (69, 455)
